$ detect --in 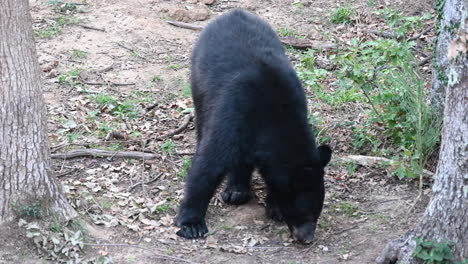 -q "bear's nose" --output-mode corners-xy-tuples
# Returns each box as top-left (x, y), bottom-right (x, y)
(291, 223), (316, 244)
